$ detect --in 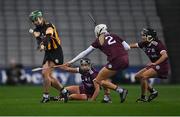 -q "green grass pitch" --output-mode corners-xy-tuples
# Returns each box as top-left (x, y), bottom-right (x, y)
(0, 85), (180, 116)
